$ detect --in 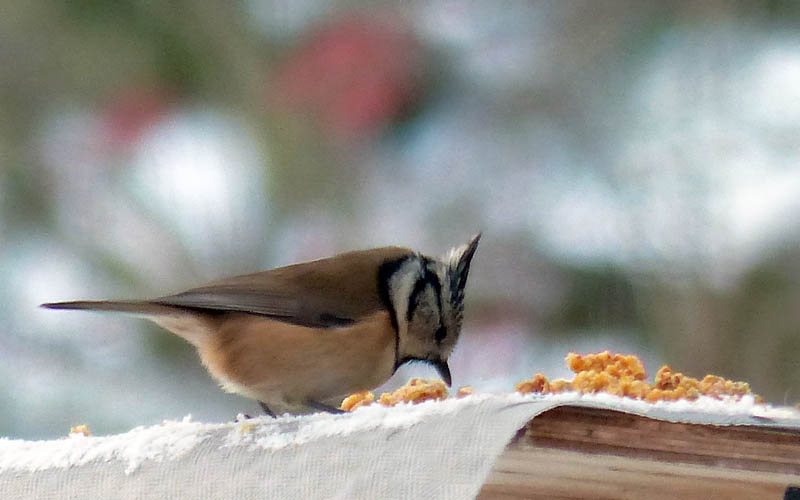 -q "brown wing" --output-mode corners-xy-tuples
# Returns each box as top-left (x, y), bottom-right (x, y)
(152, 246), (413, 328)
